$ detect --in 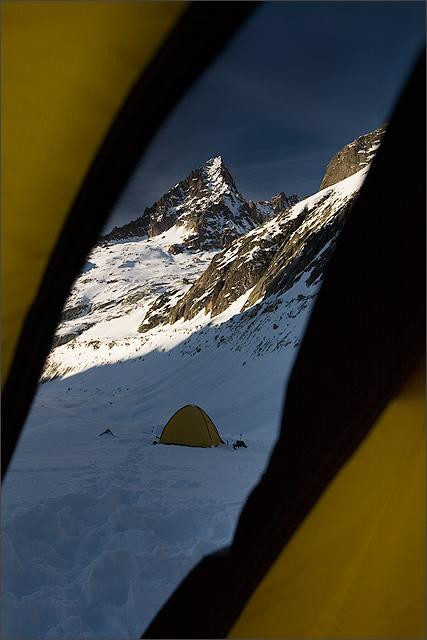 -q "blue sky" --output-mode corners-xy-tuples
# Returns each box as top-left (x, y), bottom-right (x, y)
(106, 1), (425, 231)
